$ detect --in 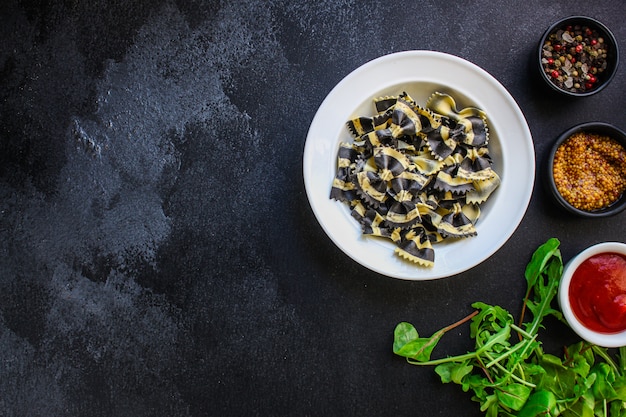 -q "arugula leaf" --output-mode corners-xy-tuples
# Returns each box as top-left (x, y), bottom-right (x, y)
(435, 361), (473, 384)
(497, 383), (532, 411)
(522, 244), (564, 336)
(609, 400), (626, 417)
(524, 238), (561, 289)
(519, 239), (563, 333)
(393, 322), (445, 361)
(591, 363), (619, 401)
(565, 342), (593, 378)
(393, 322), (419, 354)
(537, 354), (577, 399)
(517, 390), (556, 417)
